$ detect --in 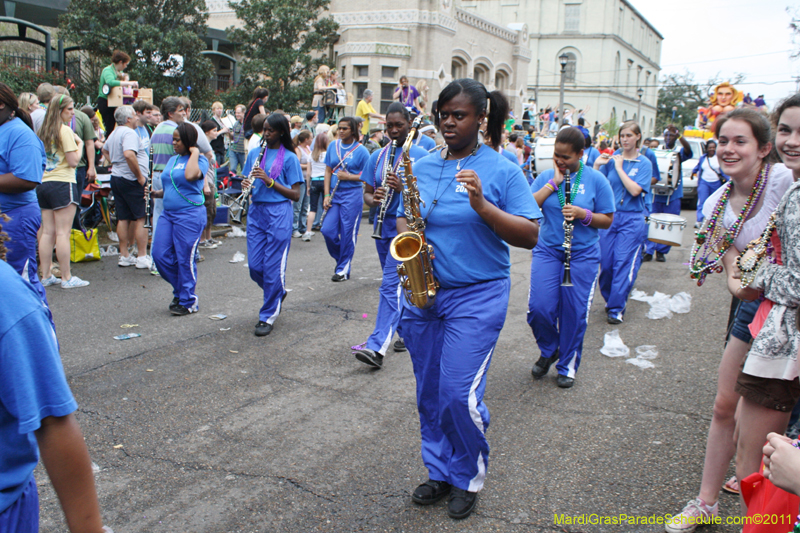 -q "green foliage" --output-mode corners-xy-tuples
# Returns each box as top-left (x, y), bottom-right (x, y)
(227, 0), (339, 110)
(0, 62), (92, 104)
(602, 111), (619, 139)
(656, 72), (746, 133)
(59, 0), (215, 107)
